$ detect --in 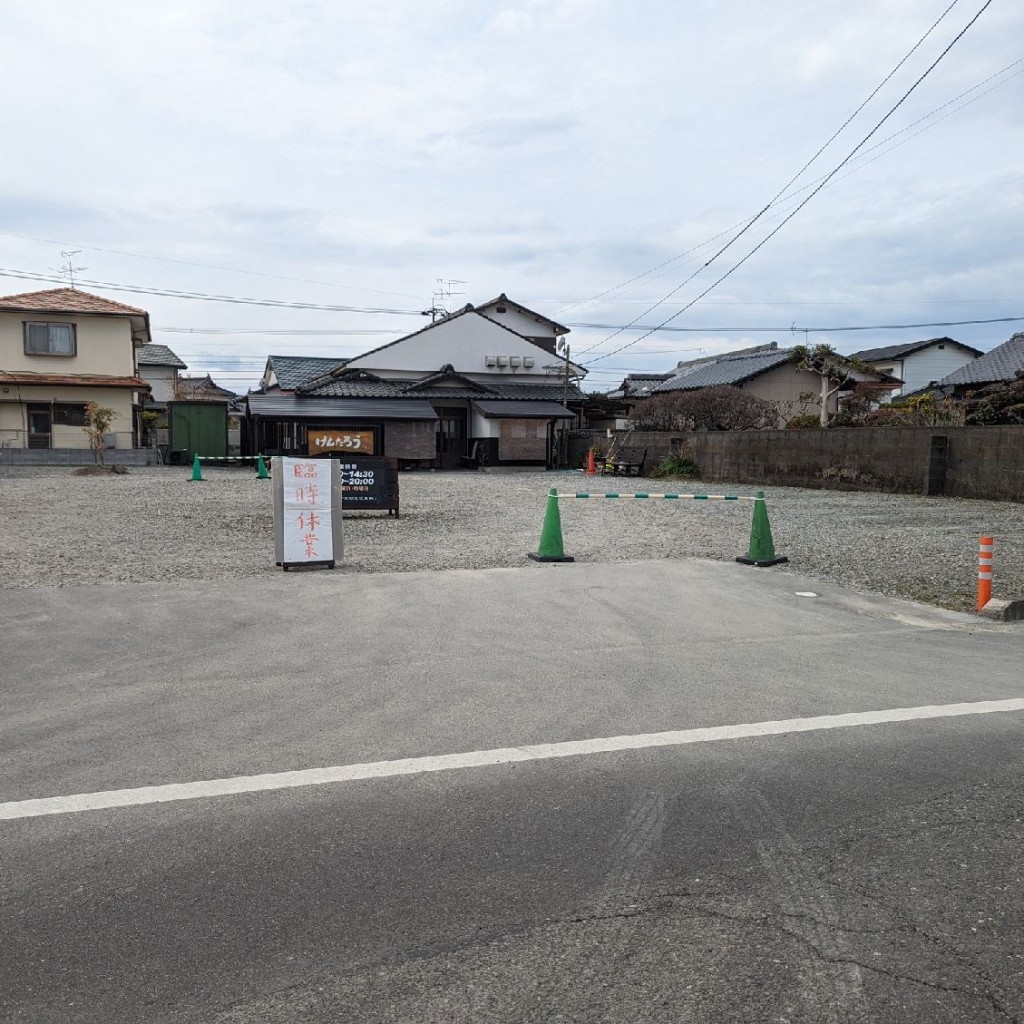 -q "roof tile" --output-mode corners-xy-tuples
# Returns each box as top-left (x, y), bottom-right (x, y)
(936, 333), (1024, 386)
(0, 287), (148, 316)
